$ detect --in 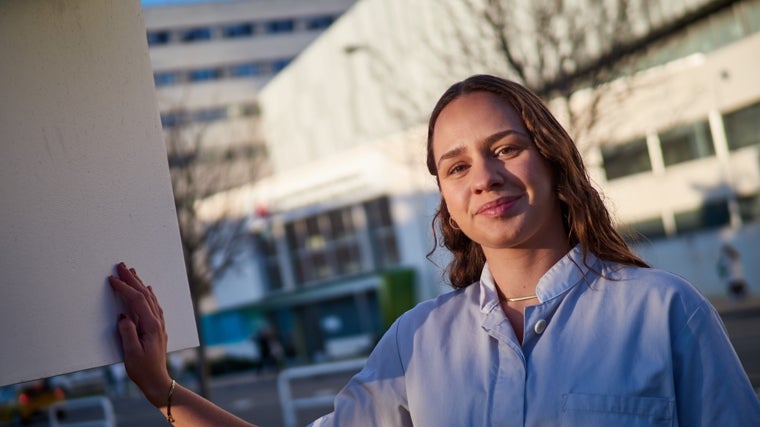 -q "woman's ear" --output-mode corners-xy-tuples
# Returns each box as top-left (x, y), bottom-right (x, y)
(556, 185), (567, 202)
